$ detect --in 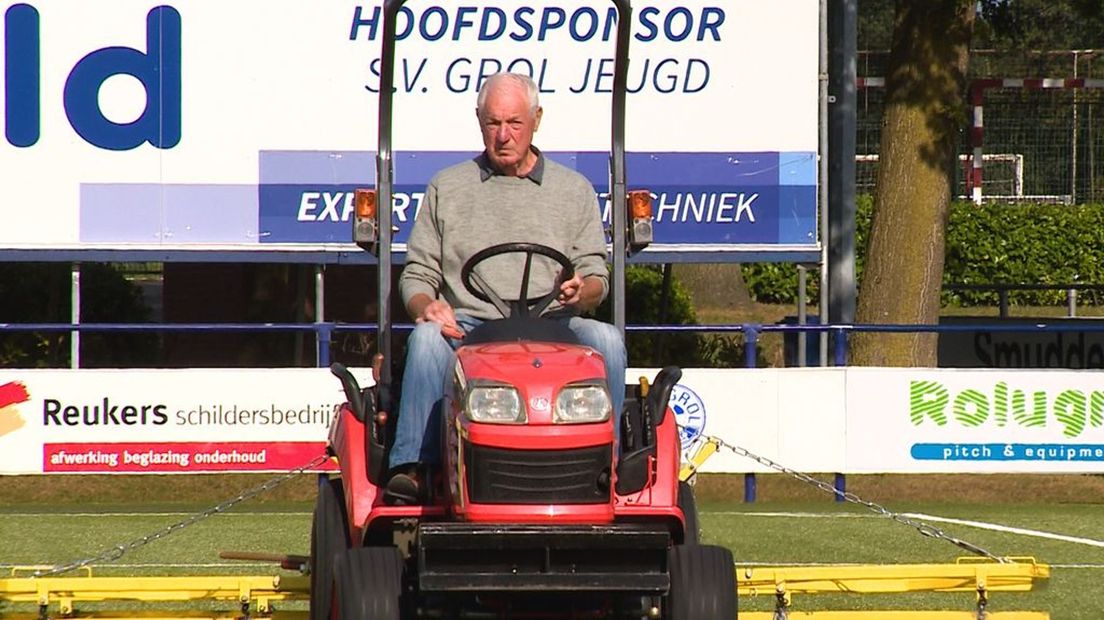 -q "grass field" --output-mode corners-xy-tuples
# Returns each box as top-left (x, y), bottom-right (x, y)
(1, 484), (1102, 618)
